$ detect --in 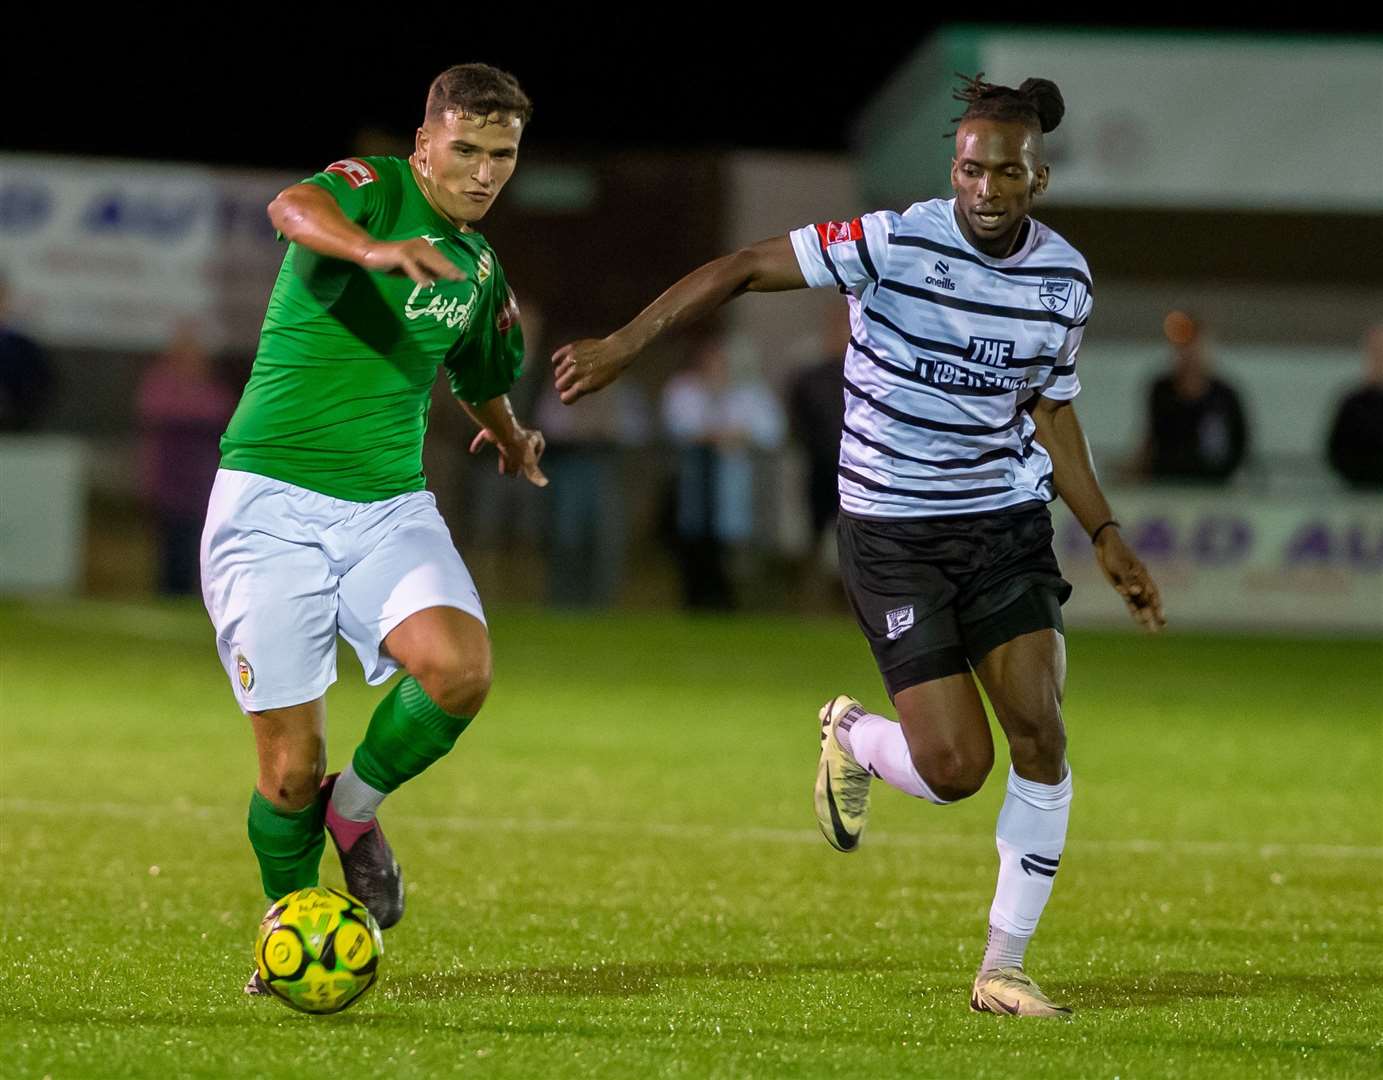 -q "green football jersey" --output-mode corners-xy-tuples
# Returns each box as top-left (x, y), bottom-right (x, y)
(219, 155), (525, 502)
